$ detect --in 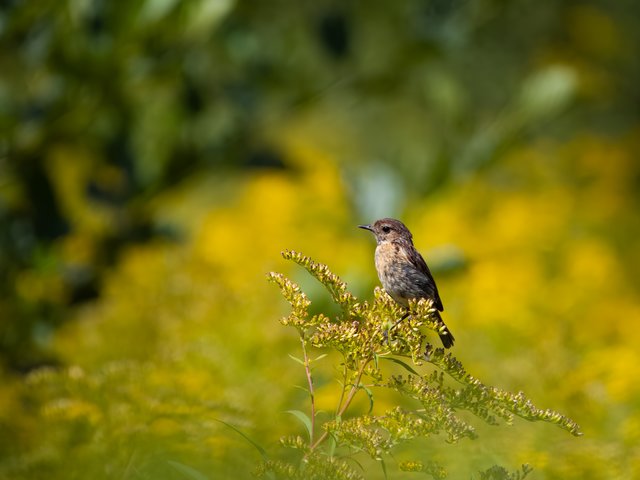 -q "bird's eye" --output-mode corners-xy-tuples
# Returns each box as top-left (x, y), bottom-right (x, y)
(382, 226), (391, 233)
